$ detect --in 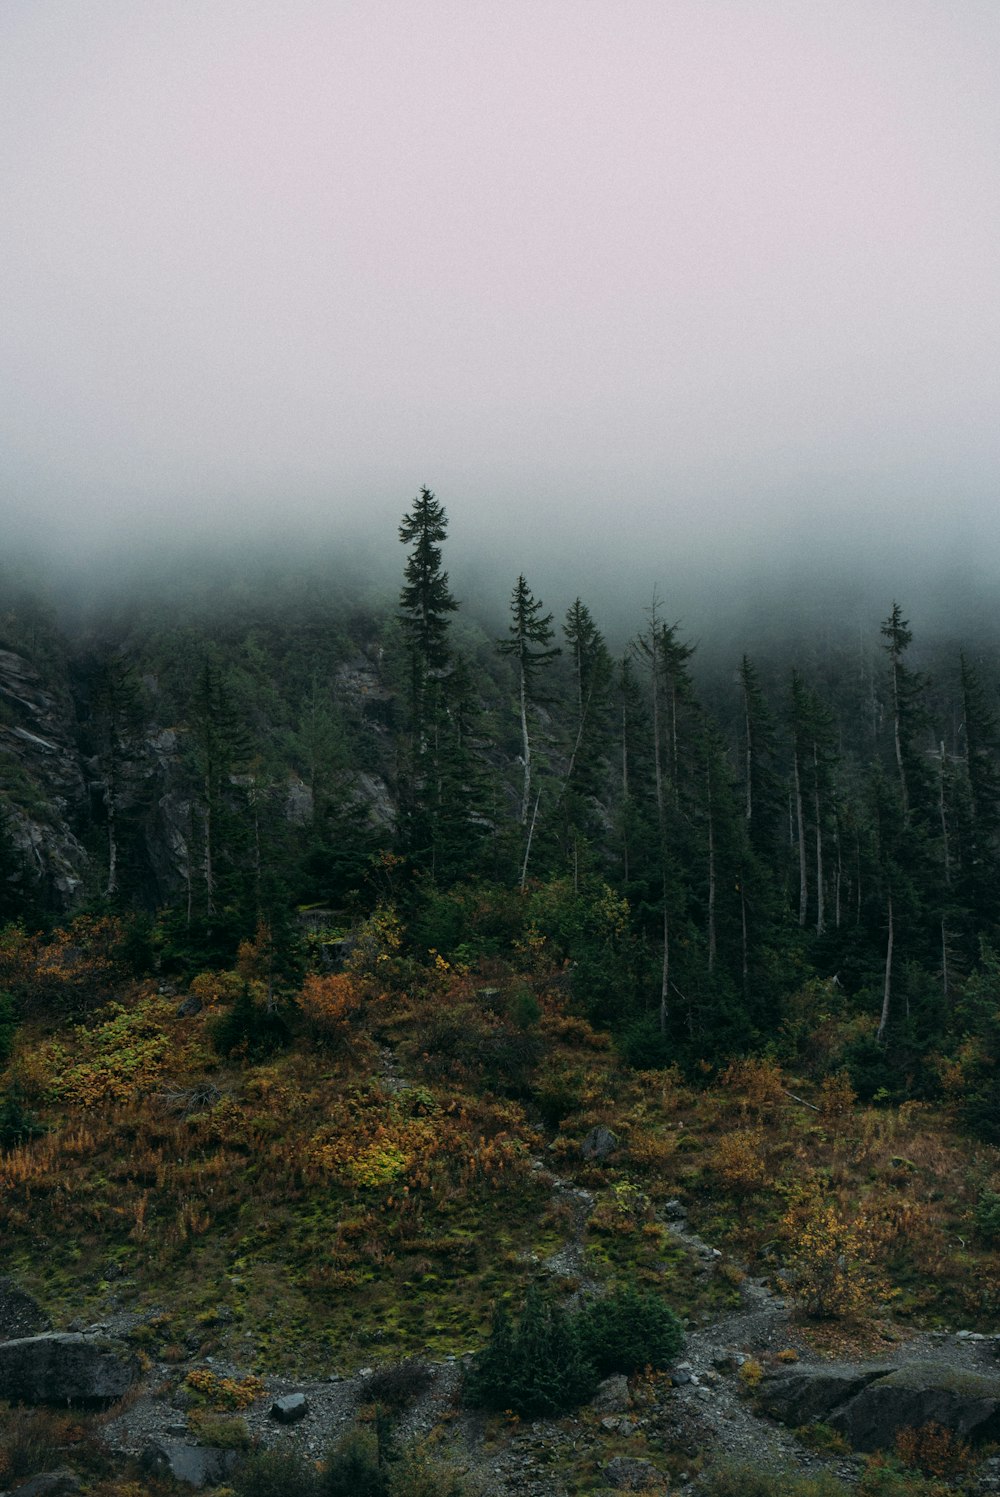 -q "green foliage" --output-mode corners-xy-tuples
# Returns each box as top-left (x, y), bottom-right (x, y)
(0, 988), (18, 1065)
(974, 1188), (1000, 1243)
(319, 1426), (388, 1497)
(576, 1284), (684, 1377)
(232, 1446), (321, 1497)
(210, 985), (291, 1061)
(0, 1081), (44, 1147)
(465, 1285), (598, 1417)
(696, 1459), (849, 1497)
